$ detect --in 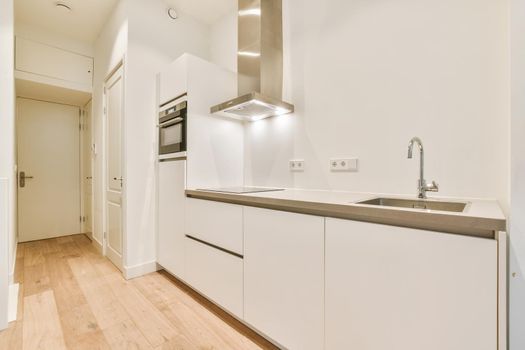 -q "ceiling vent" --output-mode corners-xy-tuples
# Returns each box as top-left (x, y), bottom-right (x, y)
(55, 1), (72, 12)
